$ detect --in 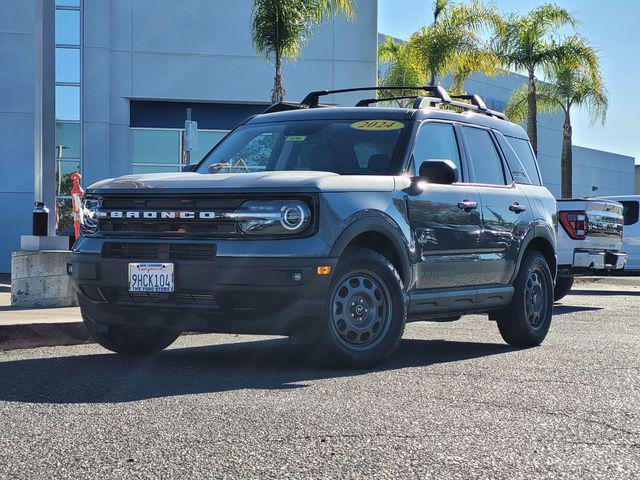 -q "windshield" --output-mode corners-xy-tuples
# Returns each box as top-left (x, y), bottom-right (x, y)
(196, 119), (407, 175)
